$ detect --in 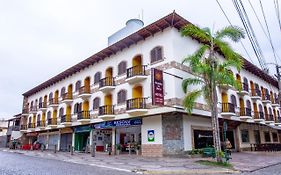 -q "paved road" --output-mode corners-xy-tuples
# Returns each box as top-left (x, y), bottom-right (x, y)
(240, 163), (281, 175)
(0, 151), (133, 175)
